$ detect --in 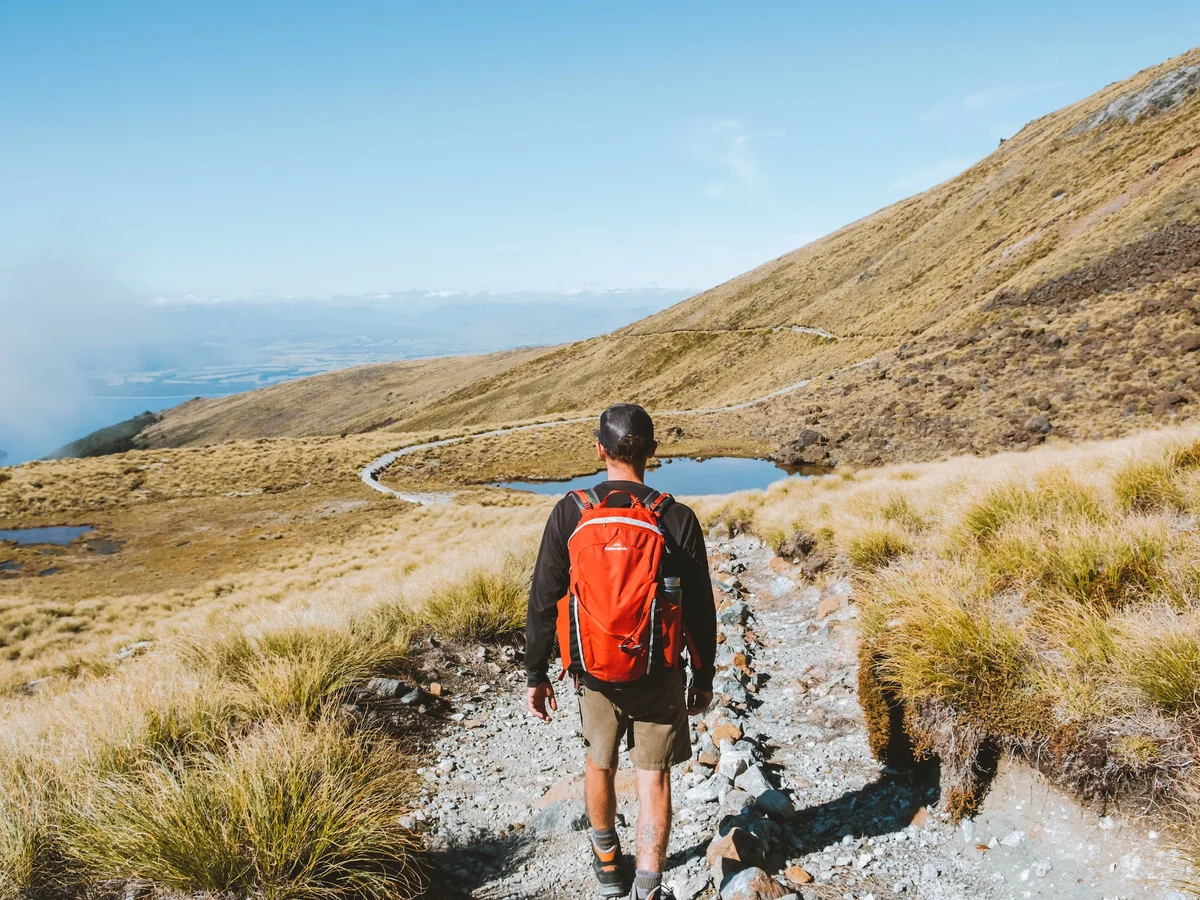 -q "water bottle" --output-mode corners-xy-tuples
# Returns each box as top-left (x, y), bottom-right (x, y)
(662, 576), (681, 606)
